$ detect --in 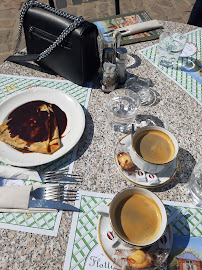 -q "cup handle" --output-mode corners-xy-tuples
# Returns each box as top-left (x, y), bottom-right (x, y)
(97, 205), (122, 248)
(96, 205), (110, 217)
